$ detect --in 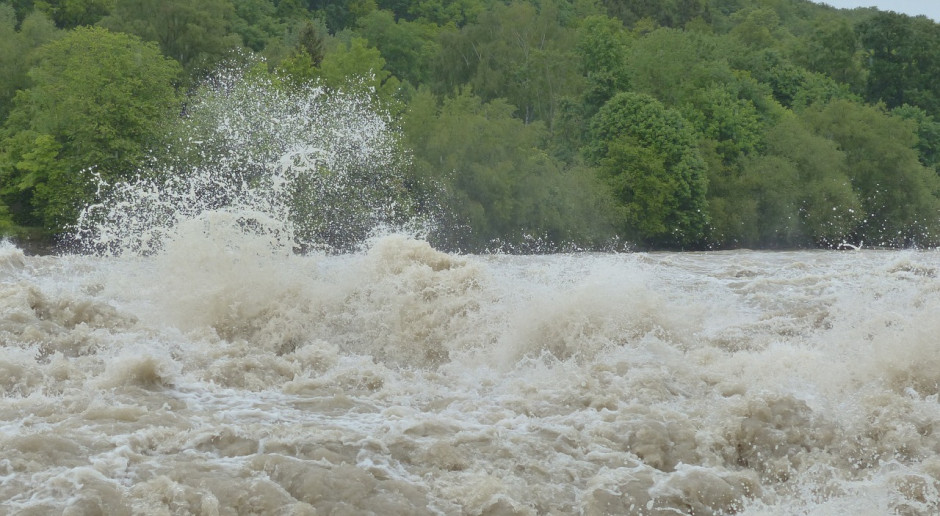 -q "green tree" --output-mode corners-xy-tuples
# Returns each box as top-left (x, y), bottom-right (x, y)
(803, 99), (940, 245)
(275, 18), (327, 81)
(857, 12), (940, 117)
(729, 8), (789, 49)
(431, 1), (582, 126)
(586, 91), (708, 247)
(575, 14), (631, 116)
(404, 87), (613, 250)
(296, 18), (325, 65)
(306, 0), (377, 31)
(731, 48), (858, 111)
(0, 202), (14, 233)
(230, 0), (283, 52)
(405, 0), (484, 26)
(550, 13), (632, 161)
(34, 0), (112, 28)
(356, 9), (439, 86)
(731, 116), (862, 247)
(700, 99), (862, 248)
(892, 104), (940, 172)
(277, 34), (403, 114)
(0, 26), (181, 232)
(0, 7), (60, 121)
(792, 15), (865, 91)
(102, 0), (241, 74)
(601, 0), (707, 28)
(625, 27), (742, 108)
(318, 37), (403, 108)
(682, 85), (764, 163)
